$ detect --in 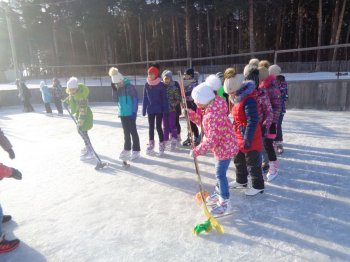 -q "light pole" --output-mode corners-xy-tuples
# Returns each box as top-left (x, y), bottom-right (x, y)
(2, 1), (21, 80)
